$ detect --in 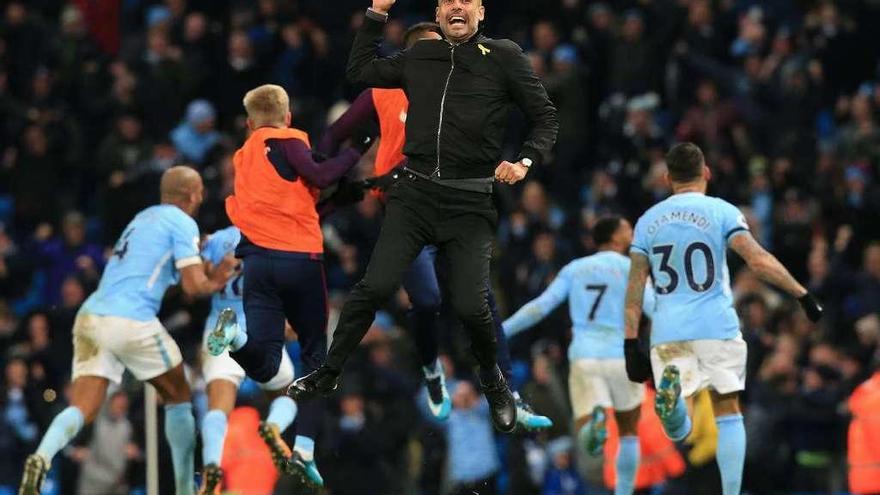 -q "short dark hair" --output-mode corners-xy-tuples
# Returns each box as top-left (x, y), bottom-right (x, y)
(665, 142), (705, 183)
(592, 215), (623, 246)
(404, 22), (442, 48)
